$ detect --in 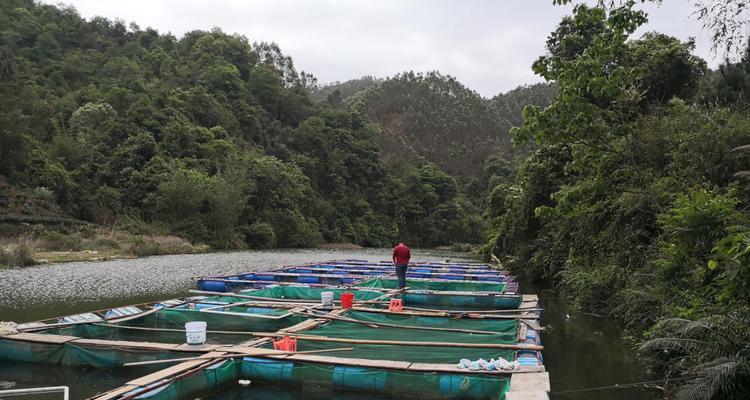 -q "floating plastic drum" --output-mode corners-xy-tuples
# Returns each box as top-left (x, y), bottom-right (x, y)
(321, 291), (334, 306)
(185, 321), (207, 345)
(341, 278), (357, 284)
(243, 273), (256, 280)
(341, 292), (354, 309)
(198, 280), (227, 292)
(333, 366), (386, 391)
(298, 276), (321, 284)
(255, 275), (275, 281)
